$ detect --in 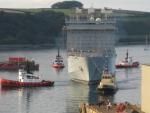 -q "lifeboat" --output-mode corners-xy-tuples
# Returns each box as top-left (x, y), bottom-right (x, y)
(0, 69), (54, 88)
(115, 50), (139, 69)
(0, 57), (39, 71)
(52, 48), (65, 69)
